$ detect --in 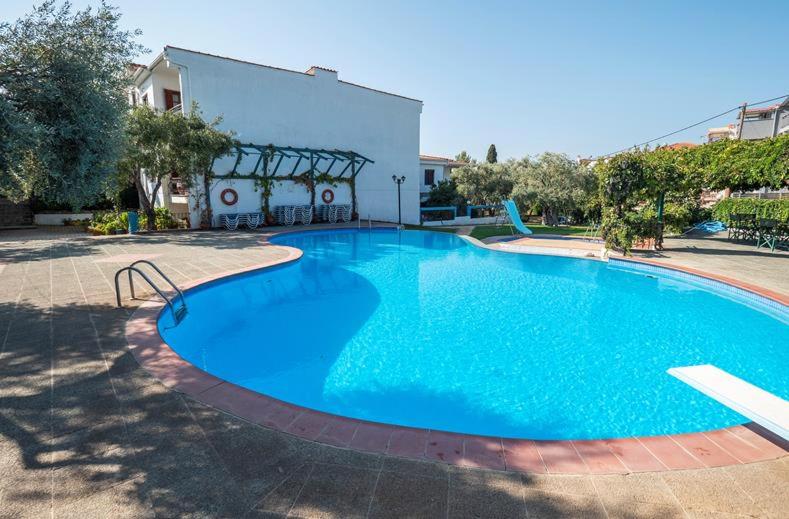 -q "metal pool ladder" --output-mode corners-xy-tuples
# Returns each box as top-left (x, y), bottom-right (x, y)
(114, 260), (187, 324)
